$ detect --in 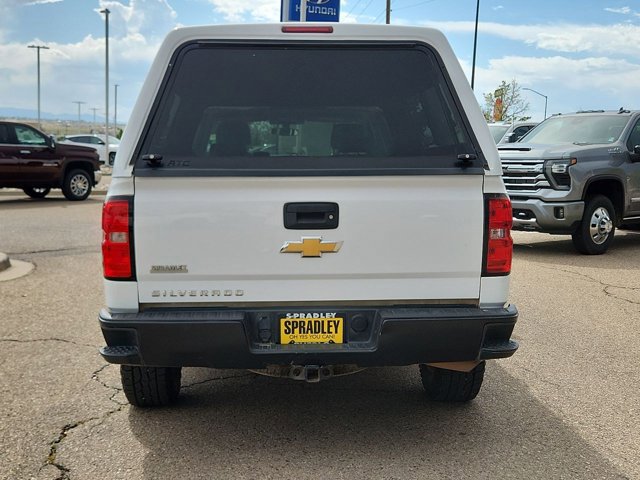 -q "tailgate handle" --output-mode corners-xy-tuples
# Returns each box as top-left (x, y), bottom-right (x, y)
(284, 202), (339, 230)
